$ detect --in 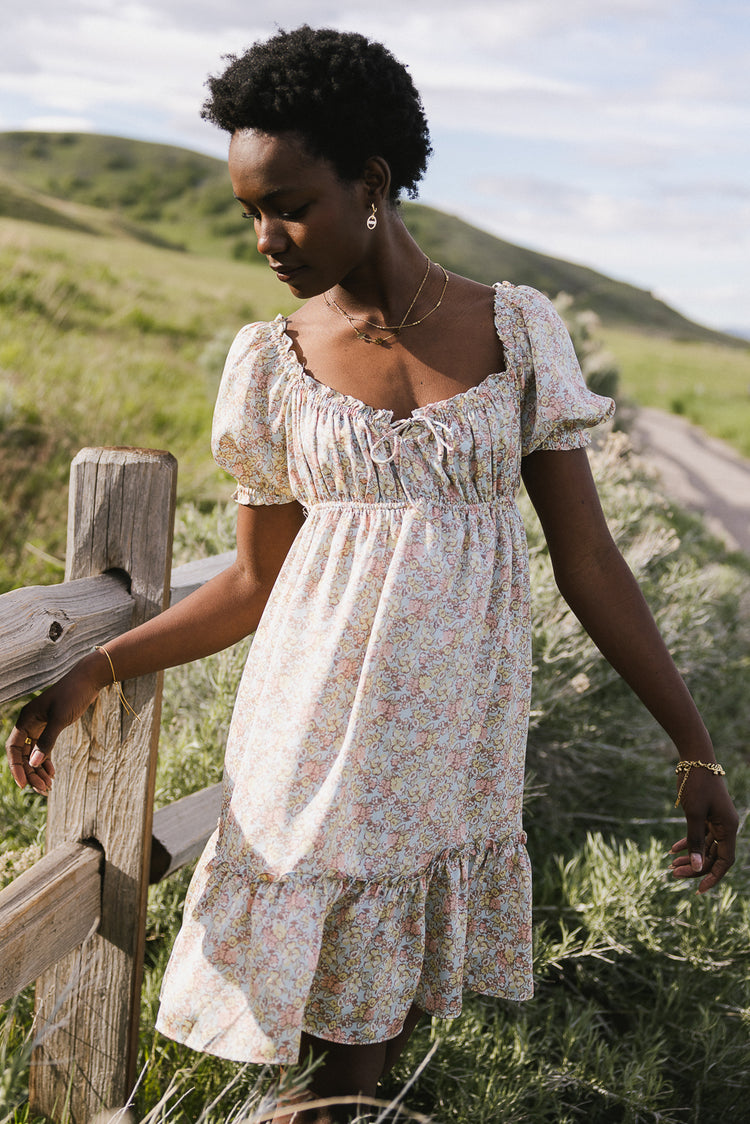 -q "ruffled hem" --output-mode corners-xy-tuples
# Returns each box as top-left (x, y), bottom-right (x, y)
(156, 834), (533, 1064)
